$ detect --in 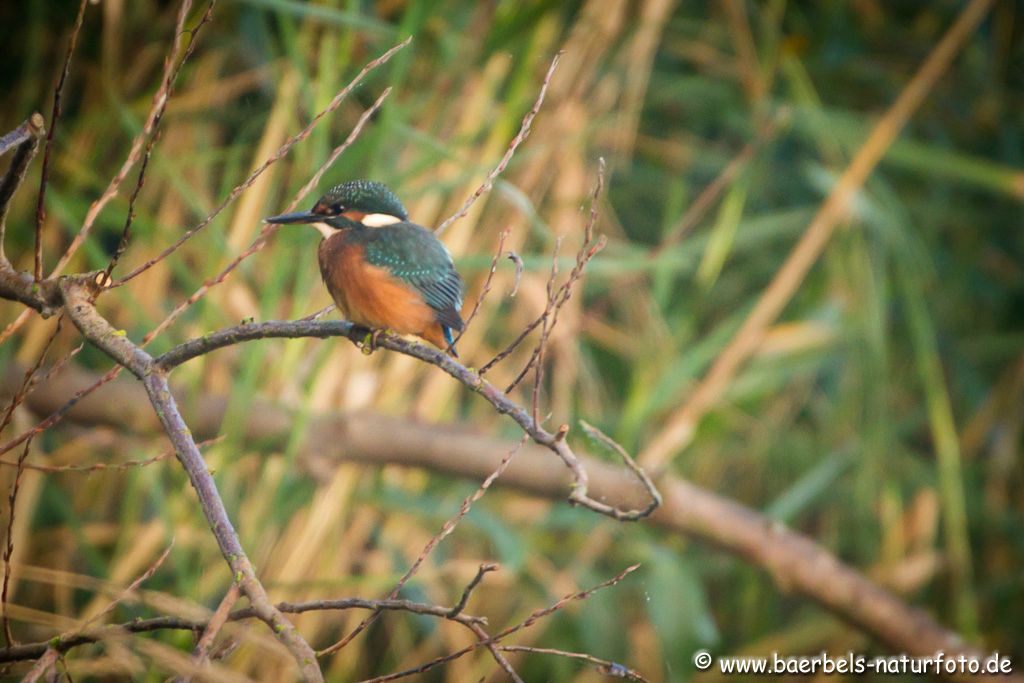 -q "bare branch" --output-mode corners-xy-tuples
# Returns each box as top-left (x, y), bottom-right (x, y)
(0, 114), (45, 259)
(0, 596), (488, 665)
(34, 0), (89, 281)
(153, 319), (660, 521)
(100, 0), (216, 286)
(50, 278), (323, 681)
(498, 646), (651, 682)
(319, 436), (525, 657)
(451, 226), (510, 347)
(49, 0), (215, 283)
(357, 564), (640, 683)
(434, 52), (561, 236)
(579, 420), (661, 519)
(448, 563), (499, 618)
(182, 584), (240, 681)
(0, 437), (220, 474)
